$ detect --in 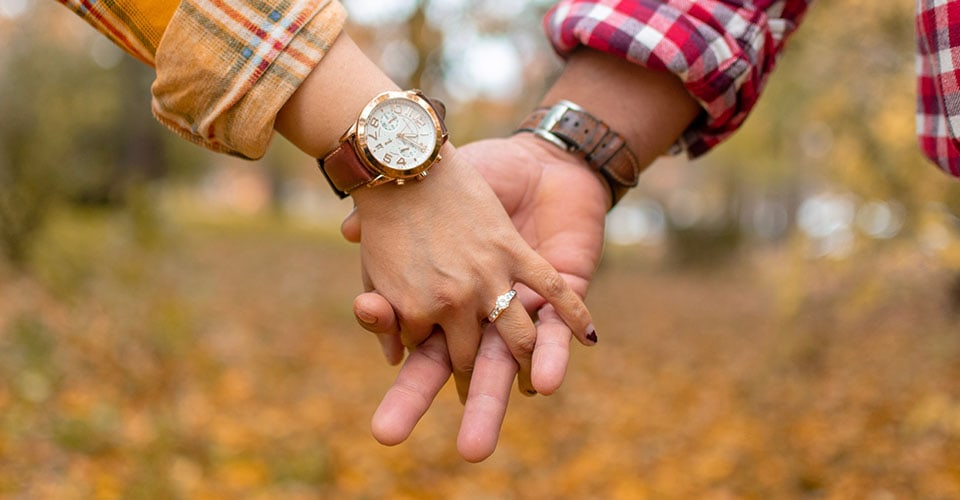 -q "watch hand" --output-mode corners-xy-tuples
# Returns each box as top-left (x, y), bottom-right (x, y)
(397, 134), (422, 149)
